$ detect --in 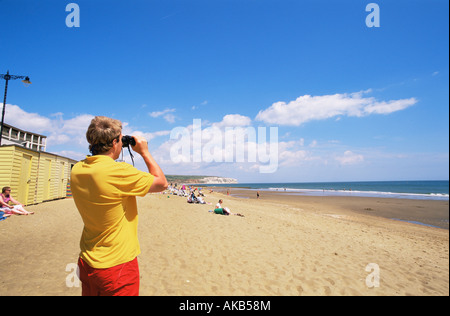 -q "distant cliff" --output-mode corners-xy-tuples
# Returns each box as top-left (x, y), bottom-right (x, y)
(166, 175), (238, 184)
